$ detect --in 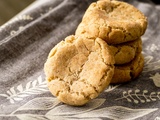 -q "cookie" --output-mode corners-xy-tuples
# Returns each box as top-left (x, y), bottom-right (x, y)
(75, 0), (147, 44)
(109, 38), (142, 65)
(110, 53), (144, 84)
(44, 35), (115, 106)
